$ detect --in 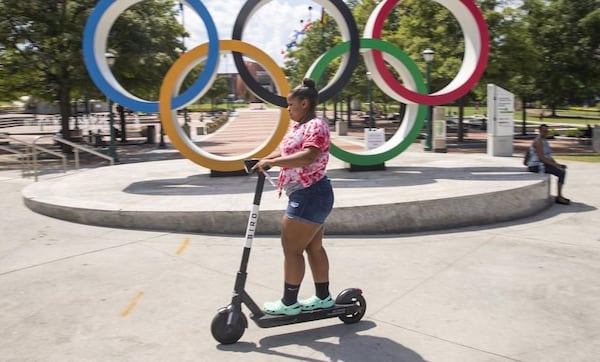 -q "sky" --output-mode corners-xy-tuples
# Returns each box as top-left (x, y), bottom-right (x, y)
(176, 0), (323, 72)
